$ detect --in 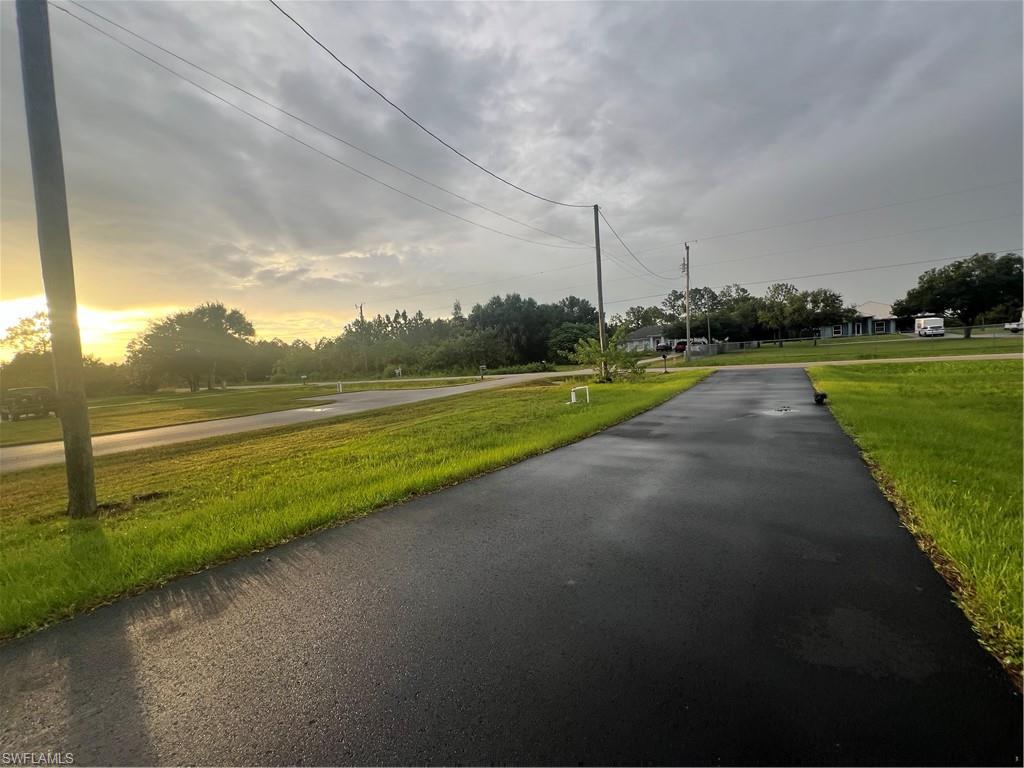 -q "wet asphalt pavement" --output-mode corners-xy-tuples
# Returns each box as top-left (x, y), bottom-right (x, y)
(1, 368), (1020, 765)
